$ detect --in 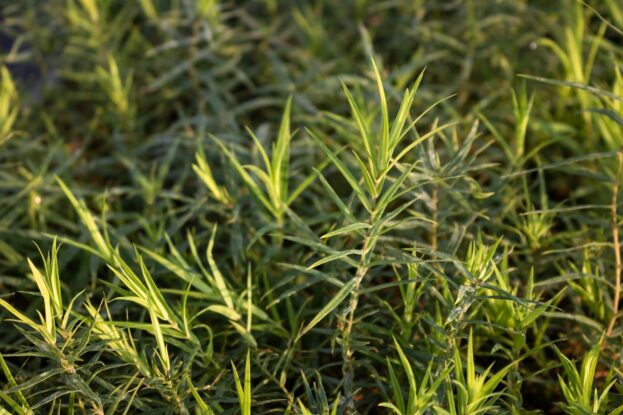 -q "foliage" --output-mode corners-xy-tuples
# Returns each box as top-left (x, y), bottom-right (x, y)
(1, 0), (623, 413)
